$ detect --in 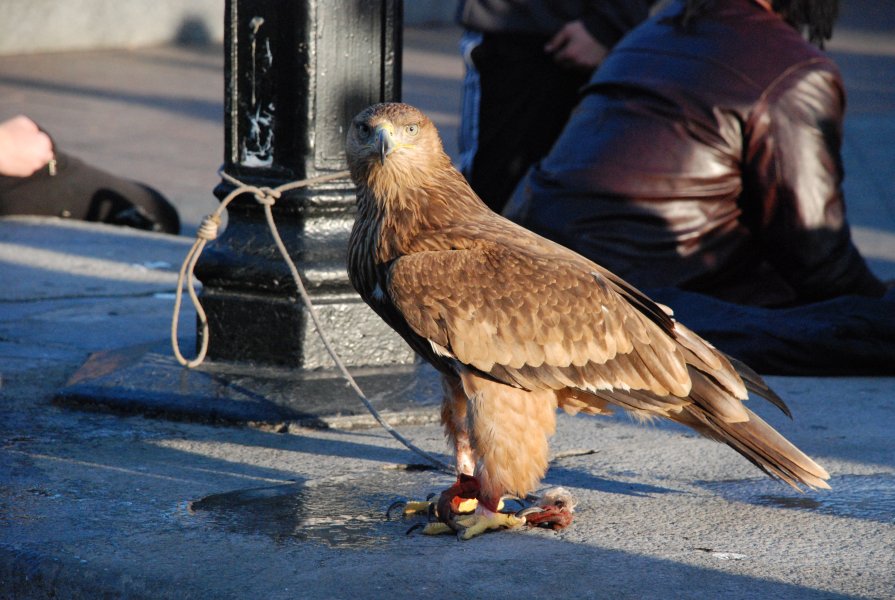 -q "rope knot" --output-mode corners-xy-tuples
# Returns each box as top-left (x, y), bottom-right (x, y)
(253, 187), (281, 206)
(196, 214), (221, 240)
